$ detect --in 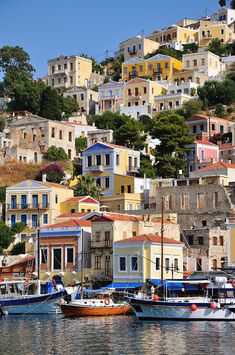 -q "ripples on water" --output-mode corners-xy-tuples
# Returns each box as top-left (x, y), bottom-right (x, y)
(1, 315), (235, 355)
